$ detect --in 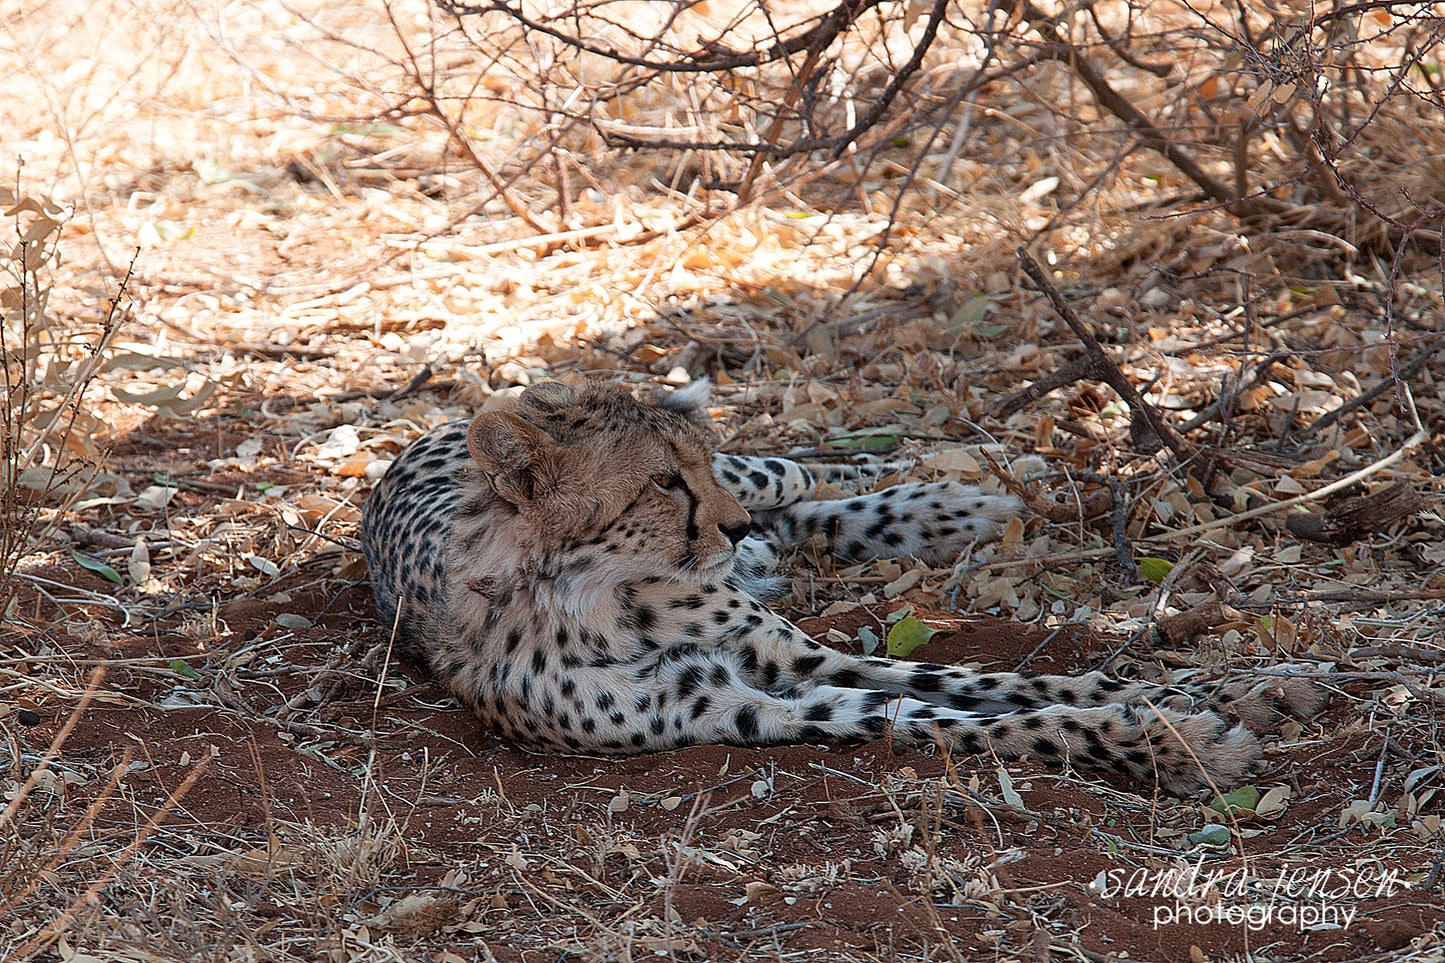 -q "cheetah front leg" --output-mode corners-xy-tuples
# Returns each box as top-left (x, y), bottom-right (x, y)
(728, 536), (785, 601)
(749, 482), (1025, 565)
(712, 451), (1032, 566)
